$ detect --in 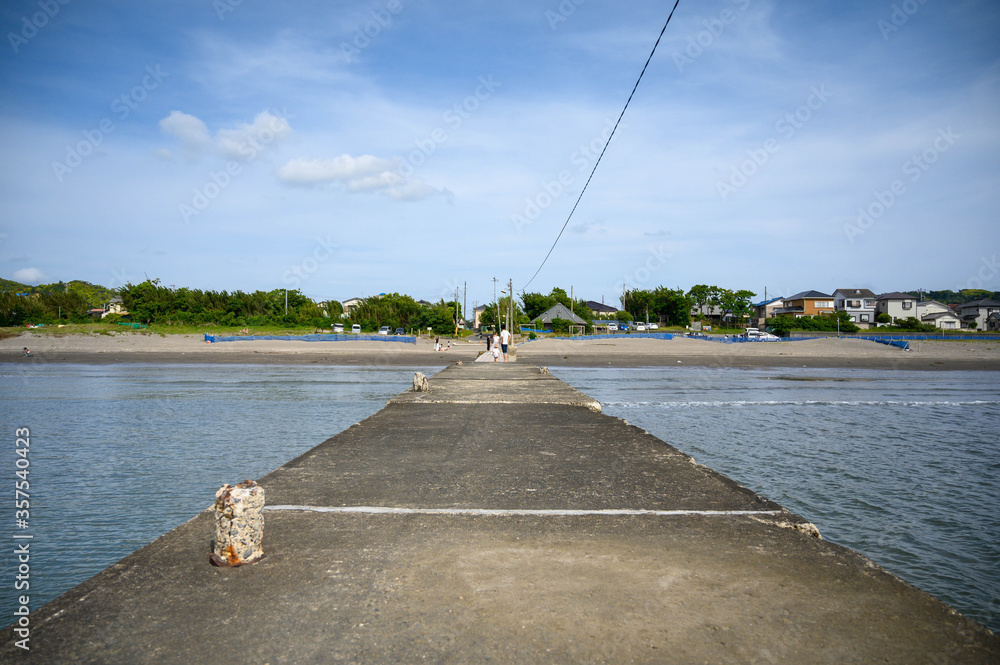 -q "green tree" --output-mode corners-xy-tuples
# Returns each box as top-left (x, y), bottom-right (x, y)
(521, 292), (556, 320)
